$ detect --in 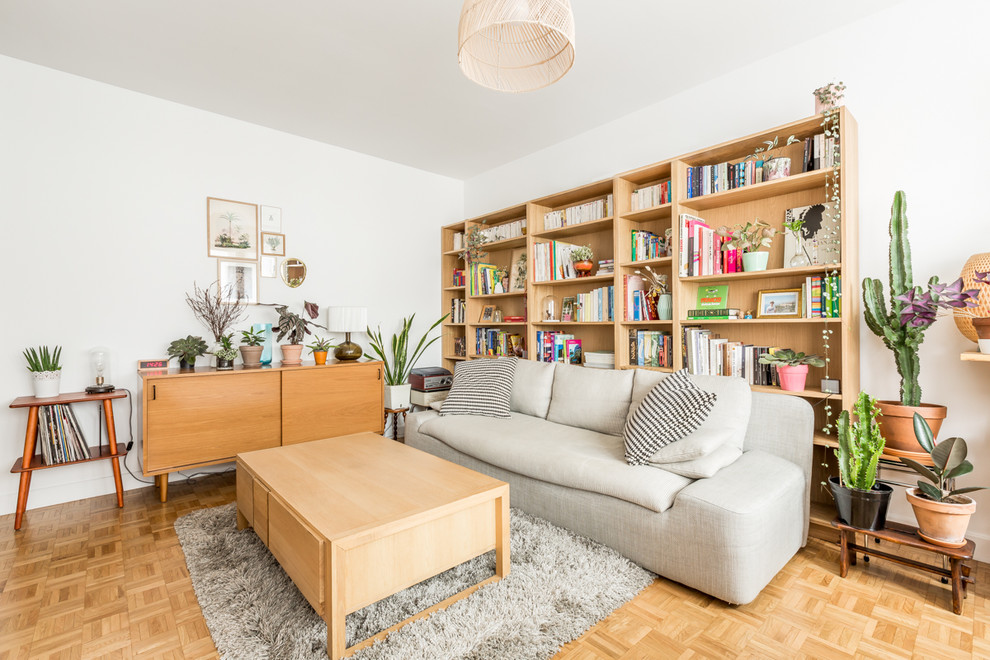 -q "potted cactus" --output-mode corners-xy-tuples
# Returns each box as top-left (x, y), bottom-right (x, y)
(828, 392), (892, 531)
(238, 327), (265, 368)
(899, 414), (985, 547)
(757, 348), (825, 392)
